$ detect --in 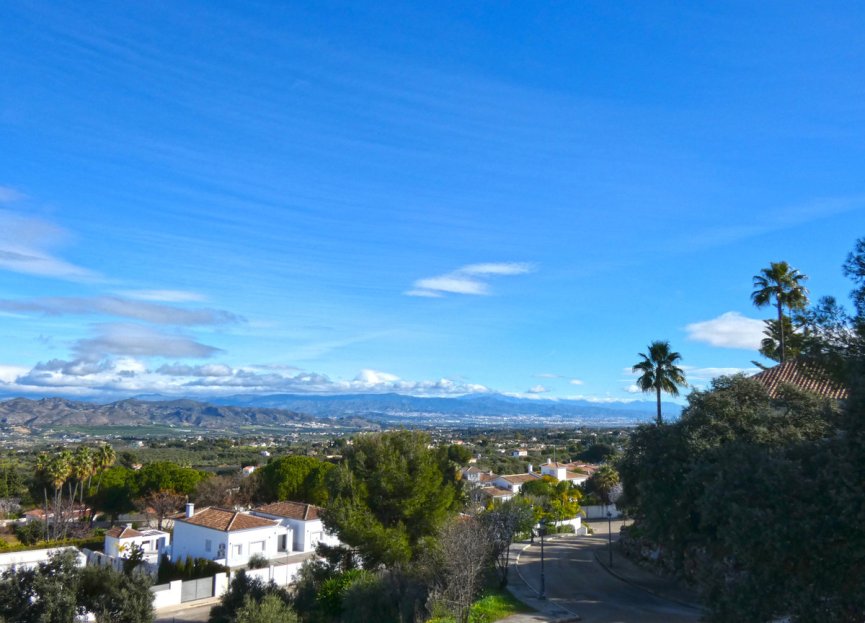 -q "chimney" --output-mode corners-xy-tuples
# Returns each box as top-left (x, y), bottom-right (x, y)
(527, 463), (533, 474)
(185, 502), (195, 518)
(547, 457), (552, 465)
